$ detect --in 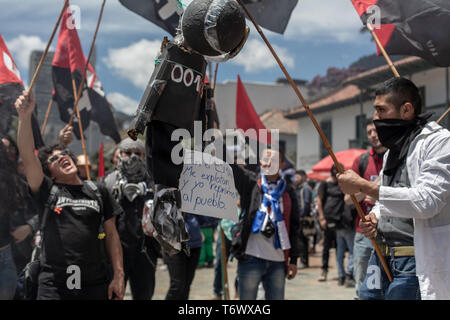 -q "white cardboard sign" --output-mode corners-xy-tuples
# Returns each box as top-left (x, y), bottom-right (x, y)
(179, 150), (239, 222)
